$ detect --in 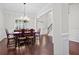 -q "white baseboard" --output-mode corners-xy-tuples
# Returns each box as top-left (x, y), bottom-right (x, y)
(69, 32), (79, 43)
(70, 40), (79, 43)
